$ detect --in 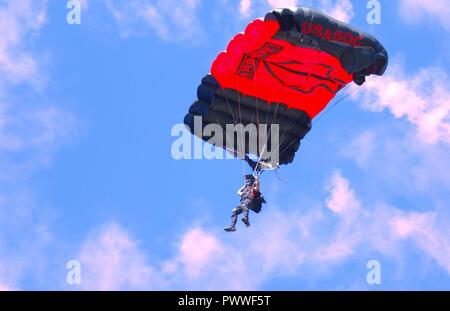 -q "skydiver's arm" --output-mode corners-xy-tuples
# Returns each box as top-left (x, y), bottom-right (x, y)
(237, 185), (246, 196)
(253, 177), (260, 192)
(244, 156), (258, 171)
(258, 161), (279, 171)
